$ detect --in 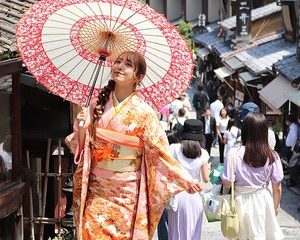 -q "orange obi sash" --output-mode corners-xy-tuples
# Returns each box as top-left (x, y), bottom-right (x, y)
(90, 128), (143, 172)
